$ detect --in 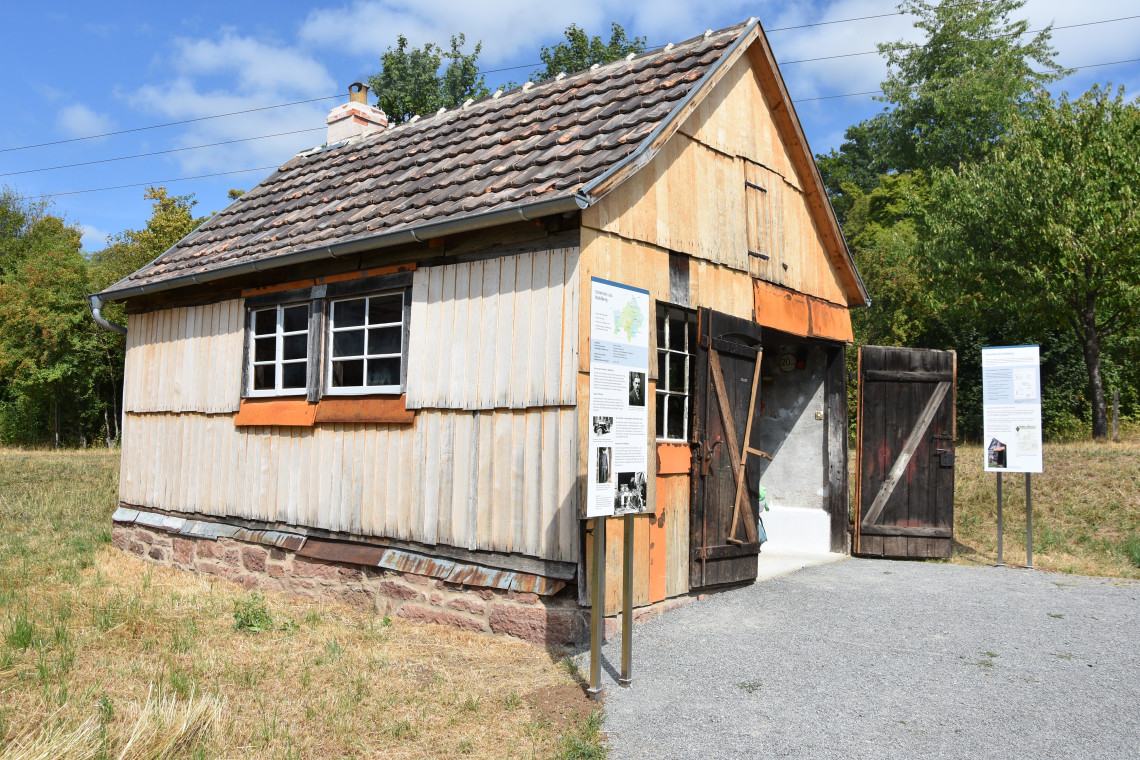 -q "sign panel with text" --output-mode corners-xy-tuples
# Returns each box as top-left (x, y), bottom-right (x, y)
(982, 345), (1042, 473)
(586, 278), (651, 518)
